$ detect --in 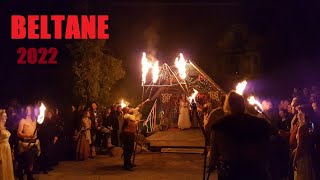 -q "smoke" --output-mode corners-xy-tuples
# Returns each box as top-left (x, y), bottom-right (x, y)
(143, 24), (159, 61)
